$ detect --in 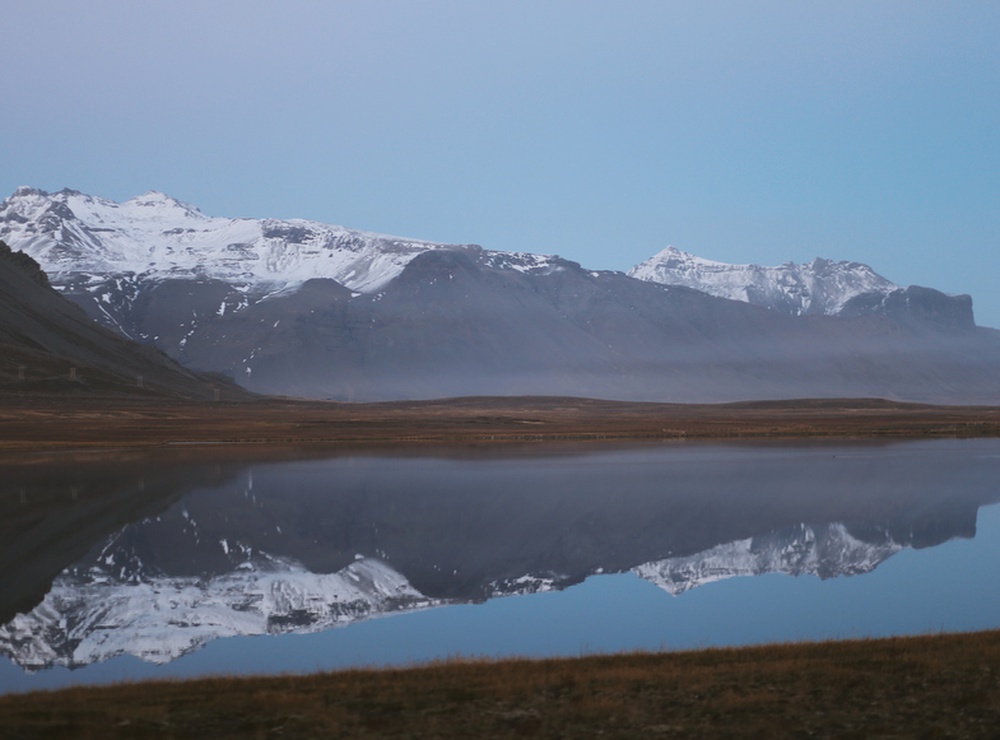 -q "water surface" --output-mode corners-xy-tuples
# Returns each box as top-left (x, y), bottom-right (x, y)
(2, 438), (999, 694)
